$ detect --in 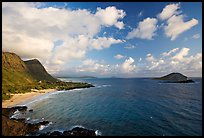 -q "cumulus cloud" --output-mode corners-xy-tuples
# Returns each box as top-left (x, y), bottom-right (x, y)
(142, 48), (202, 77)
(158, 3), (199, 40)
(77, 57), (137, 75)
(124, 44), (136, 49)
(90, 37), (123, 50)
(162, 48), (179, 57)
(157, 3), (180, 20)
(95, 6), (126, 29)
(76, 59), (121, 76)
(171, 47), (190, 61)
(121, 57), (136, 73)
(146, 53), (155, 62)
(2, 2), (125, 74)
(164, 15), (198, 40)
(114, 54), (125, 59)
(126, 17), (158, 40)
